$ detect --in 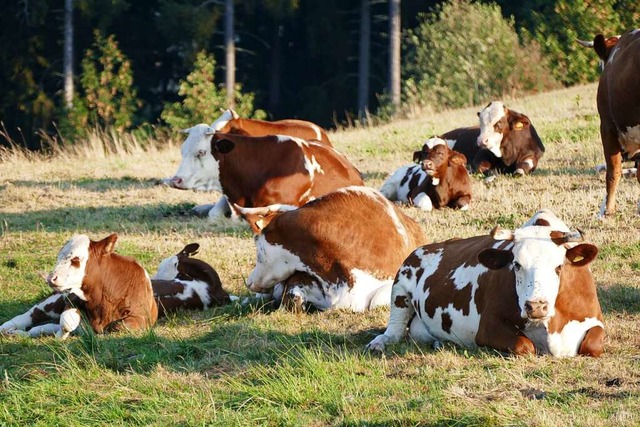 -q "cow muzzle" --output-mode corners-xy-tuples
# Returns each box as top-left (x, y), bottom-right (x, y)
(524, 299), (549, 320)
(169, 176), (187, 189)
